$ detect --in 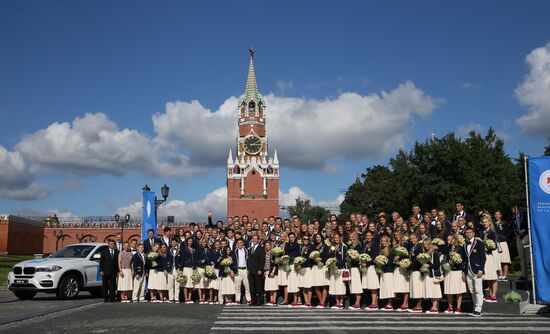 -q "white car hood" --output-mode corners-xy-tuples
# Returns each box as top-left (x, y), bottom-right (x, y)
(17, 257), (86, 267)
